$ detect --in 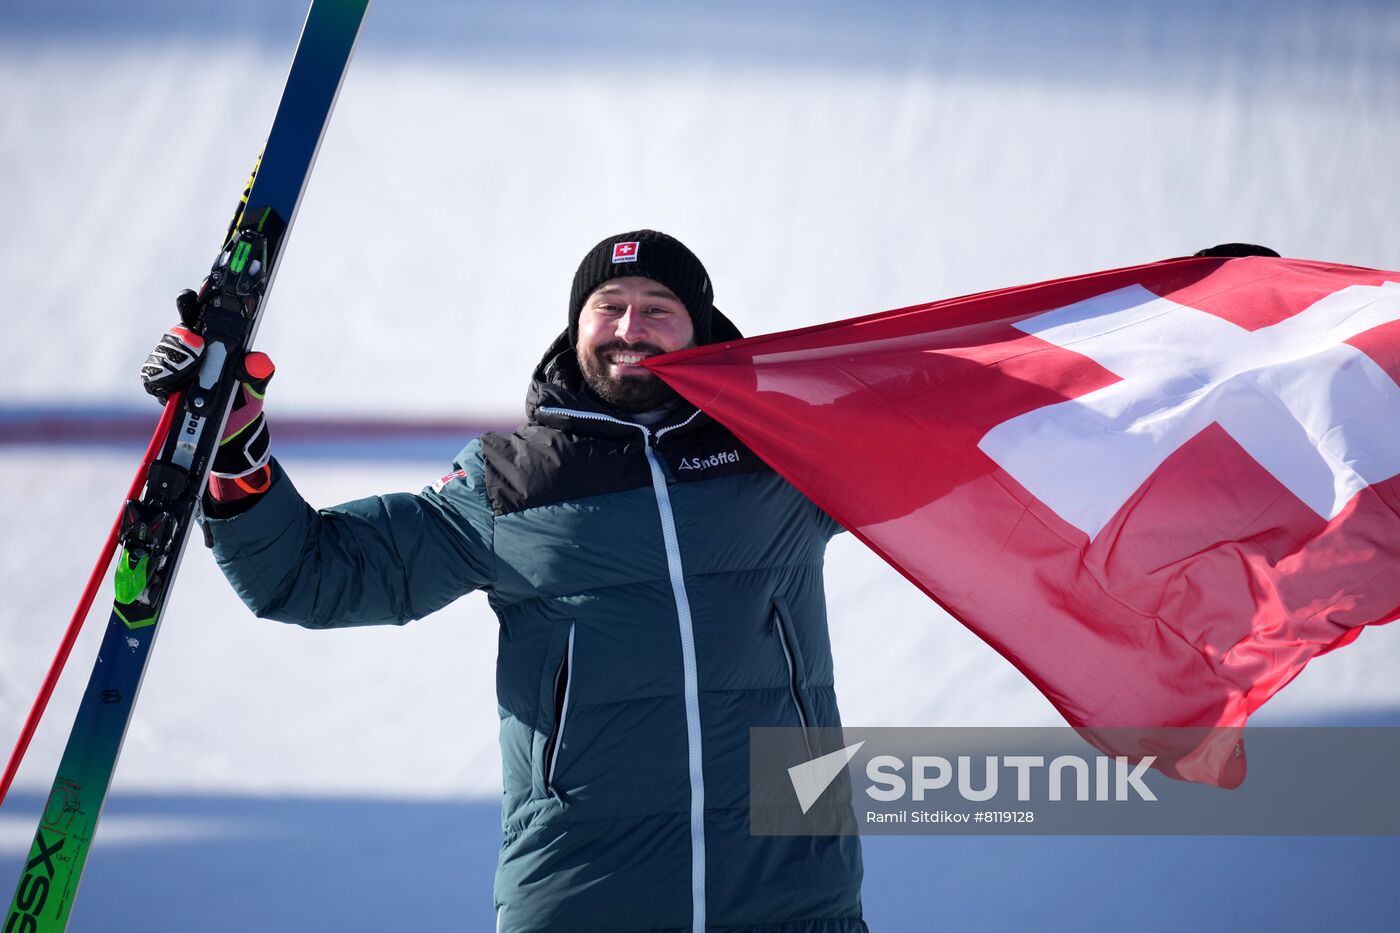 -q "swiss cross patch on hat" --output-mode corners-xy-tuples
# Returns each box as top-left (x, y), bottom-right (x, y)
(612, 241), (639, 263)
